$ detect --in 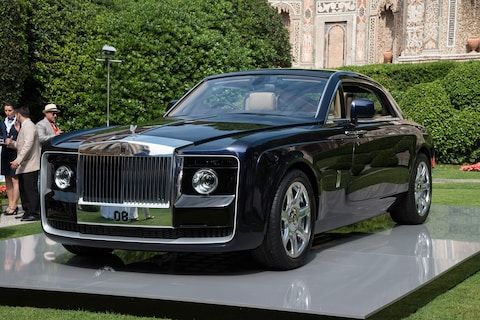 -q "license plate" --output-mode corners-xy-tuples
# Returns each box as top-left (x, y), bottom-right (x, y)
(77, 205), (172, 227)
